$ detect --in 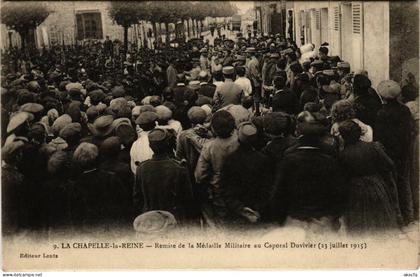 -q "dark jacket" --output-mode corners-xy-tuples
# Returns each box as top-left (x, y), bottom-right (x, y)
(272, 89), (299, 115)
(71, 169), (126, 227)
(374, 99), (415, 224)
(353, 89), (382, 128)
(221, 144), (274, 220)
(275, 145), (346, 221)
(134, 154), (195, 222)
